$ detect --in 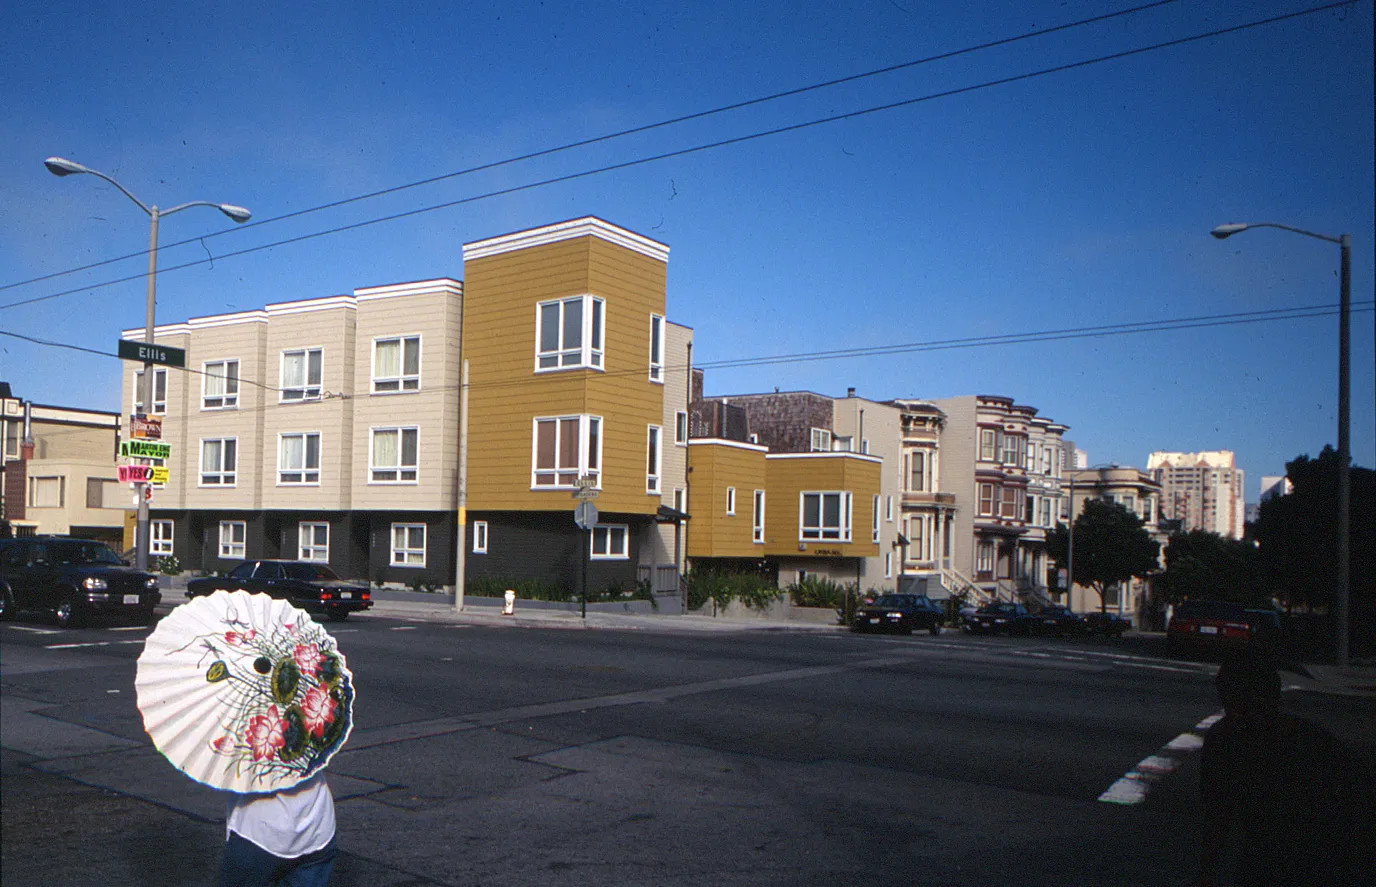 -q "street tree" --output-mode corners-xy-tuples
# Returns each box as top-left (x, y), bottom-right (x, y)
(1158, 530), (1266, 607)
(1047, 498), (1160, 613)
